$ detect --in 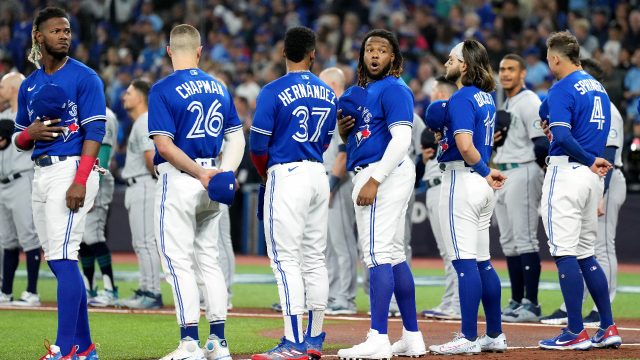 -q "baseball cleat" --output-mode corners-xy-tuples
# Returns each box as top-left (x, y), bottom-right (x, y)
(478, 333), (508, 353)
(591, 324), (622, 349)
(429, 333), (481, 355)
(38, 342), (78, 360)
(337, 329), (392, 360)
(88, 288), (118, 307)
(540, 309), (568, 325)
(305, 332), (325, 360)
(583, 310), (600, 327)
(432, 308), (461, 320)
(420, 307), (442, 318)
(0, 292), (13, 304)
(538, 328), (592, 350)
(251, 337), (307, 360)
(203, 334), (231, 360)
(160, 337), (206, 360)
(501, 299), (520, 316)
(391, 328), (426, 357)
(326, 304), (357, 315)
(502, 299), (541, 323)
(12, 291), (41, 307)
(121, 290), (163, 309)
(118, 289), (143, 308)
(77, 343), (98, 360)
(271, 303), (282, 312)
